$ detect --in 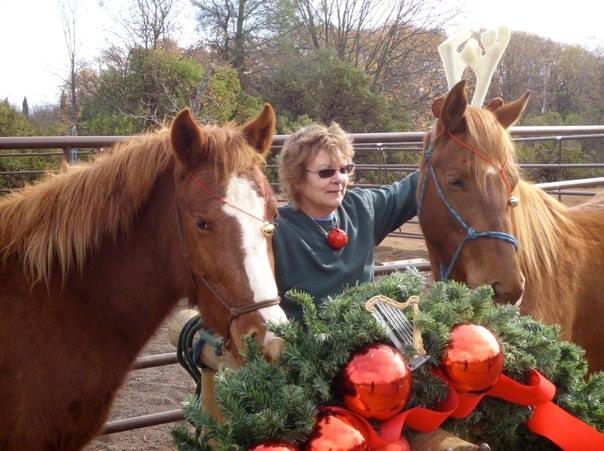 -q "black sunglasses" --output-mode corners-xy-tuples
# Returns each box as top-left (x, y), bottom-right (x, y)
(305, 163), (355, 179)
